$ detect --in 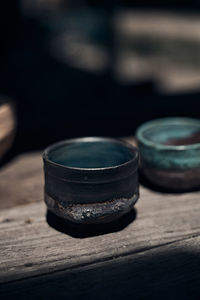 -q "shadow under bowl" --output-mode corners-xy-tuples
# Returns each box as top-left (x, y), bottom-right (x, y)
(136, 117), (200, 191)
(43, 137), (139, 224)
